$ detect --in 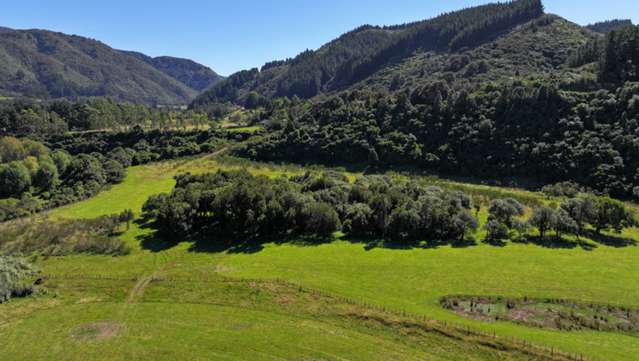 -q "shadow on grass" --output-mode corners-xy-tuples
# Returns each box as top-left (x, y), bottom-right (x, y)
(135, 217), (637, 255)
(136, 218), (337, 254)
(482, 238), (508, 247)
(513, 235), (597, 251)
(585, 230), (638, 248)
(342, 235), (477, 251)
